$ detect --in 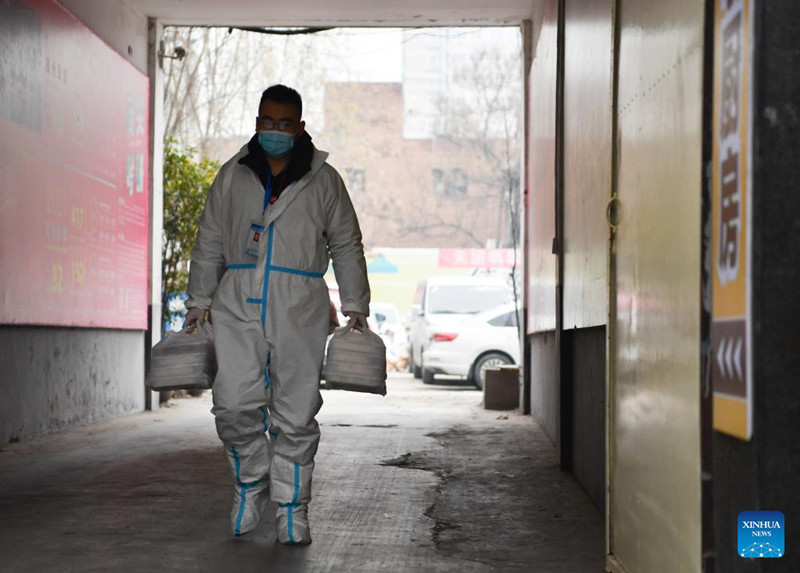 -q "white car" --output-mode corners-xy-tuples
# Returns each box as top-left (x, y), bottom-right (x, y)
(409, 276), (514, 379)
(368, 302), (409, 371)
(421, 303), (520, 389)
